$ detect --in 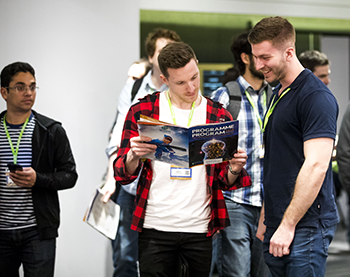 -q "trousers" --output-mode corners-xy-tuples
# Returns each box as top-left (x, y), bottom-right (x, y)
(138, 228), (212, 277)
(263, 223), (336, 277)
(0, 226), (56, 277)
